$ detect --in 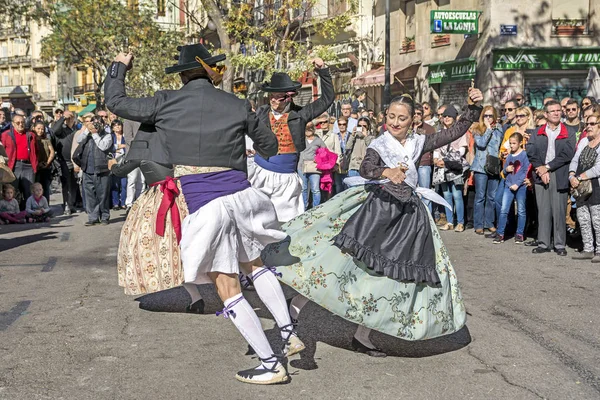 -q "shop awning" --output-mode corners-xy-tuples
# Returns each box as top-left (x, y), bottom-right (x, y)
(492, 47), (600, 70)
(77, 103), (97, 116)
(427, 58), (476, 84)
(352, 63), (421, 88)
